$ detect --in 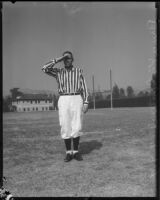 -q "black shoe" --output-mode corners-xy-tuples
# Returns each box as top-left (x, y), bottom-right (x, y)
(73, 152), (83, 161)
(64, 153), (73, 162)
